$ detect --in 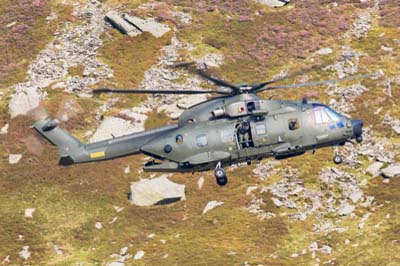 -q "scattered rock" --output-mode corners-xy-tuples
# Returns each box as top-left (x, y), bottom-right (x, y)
(9, 154), (22, 164)
(109, 217), (118, 224)
(6, 21), (17, 28)
(326, 47), (362, 79)
(134, 250), (145, 260)
(383, 114), (400, 135)
(271, 197), (283, 207)
(108, 246), (132, 266)
(95, 222), (103, 230)
(381, 164), (400, 178)
(19, 246), (30, 260)
(53, 244), (63, 255)
(381, 45), (393, 52)
(366, 162), (384, 177)
(309, 242), (318, 252)
(2, 255), (10, 264)
(252, 160), (280, 180)
(124, 166), (130, 174)
(0, 123), (9, 134)
(246, 186), (258, 196)
(344, 11), (372, 39)
(338, 203), (355, 216)
(316, 47), (333, 55)
(202, 201), (224, 215)
(197, 176), (205, 190)
(114, 206), (124, 213)
(246, 197), (276, 220)
(349, 190), (363, 204)
(130, 175), (185, 206)
(25, 208), (35, 219)
(319, 245), (332, 255)
(196, 53), (224, 69)
(254, 0), (290, 8)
